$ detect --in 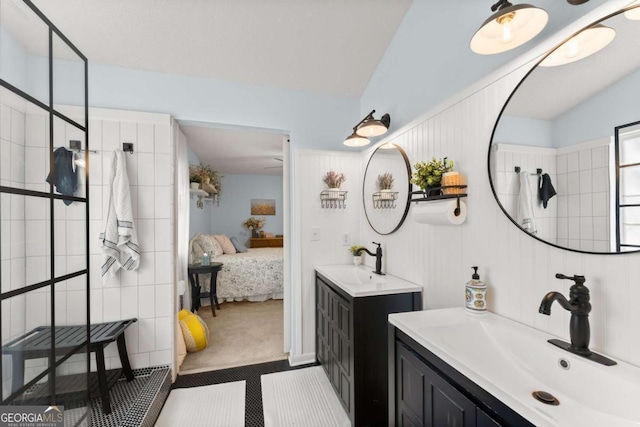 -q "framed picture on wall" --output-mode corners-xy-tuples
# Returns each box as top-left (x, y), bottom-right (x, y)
(251, 199), (276, 215)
